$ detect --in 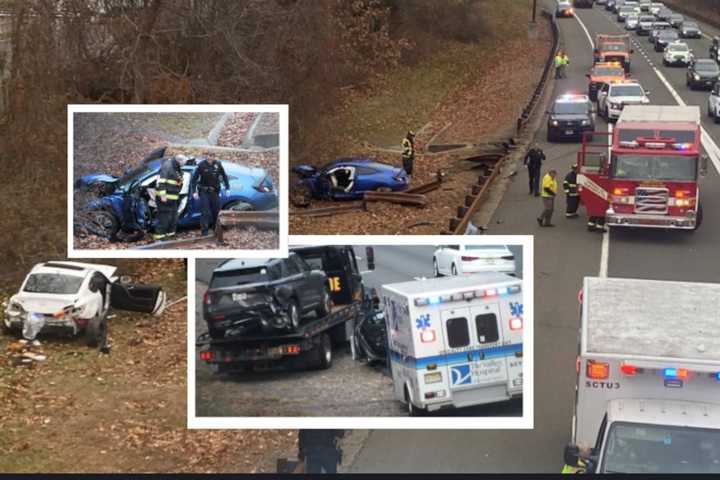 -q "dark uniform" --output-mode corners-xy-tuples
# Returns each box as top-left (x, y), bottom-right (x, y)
(524, 147), (545, 196)
(401, 131), (415, 176)
(154, 156), (183, 240)
(563, 166), (579, 217)
(191, 158), (230, 235)
(298, 429), (344, 474)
